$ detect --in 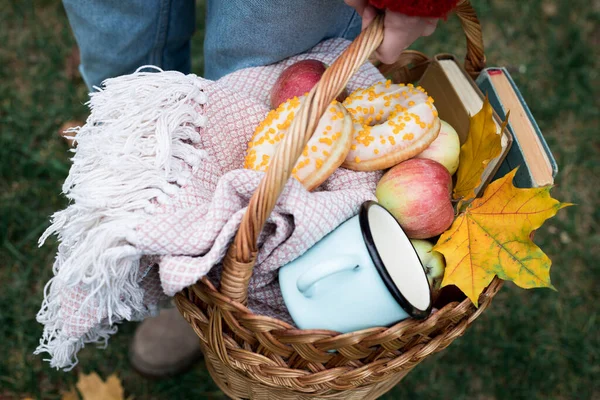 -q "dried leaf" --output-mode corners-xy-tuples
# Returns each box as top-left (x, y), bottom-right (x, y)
(75, 372), (125, 400)
(60, 387), (79, 400)
(434, 169), (571, 306)
(453, 96), (505, 202)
